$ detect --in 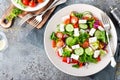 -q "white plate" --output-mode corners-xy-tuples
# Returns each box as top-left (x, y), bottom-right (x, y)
(44, 4), (117, 76)
(11, 0), (49, 11)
